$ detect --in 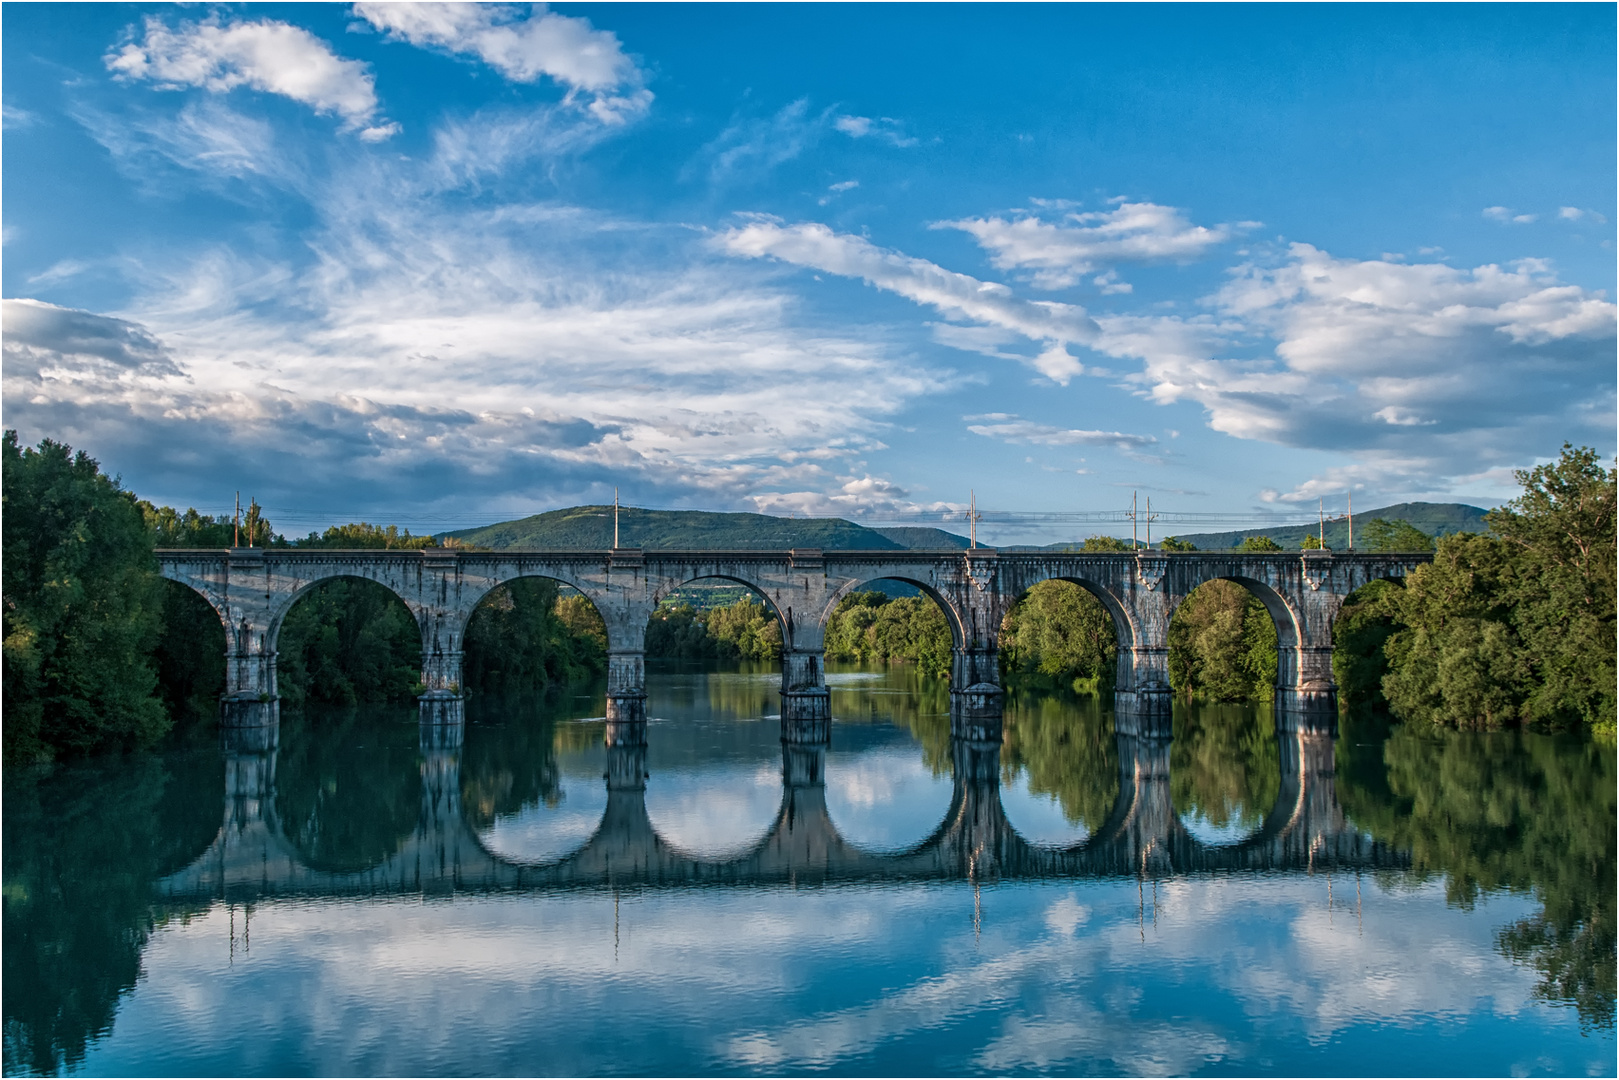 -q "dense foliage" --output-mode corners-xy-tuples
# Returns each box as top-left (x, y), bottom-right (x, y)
(2, 434), (169, 762)
(645, 596), (785, 661)
(276, 579), (424, 707)
(1168, 581), (1279, 701)
(823, 591), (952, 676)
(1348, 446), (1616, 734)
(999, 580), (1117, 692)
(463, 580), (607, 694)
